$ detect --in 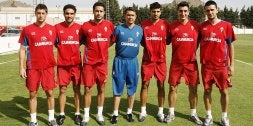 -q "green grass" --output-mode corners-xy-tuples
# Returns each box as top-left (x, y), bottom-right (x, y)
(0, 34), (253, 126)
